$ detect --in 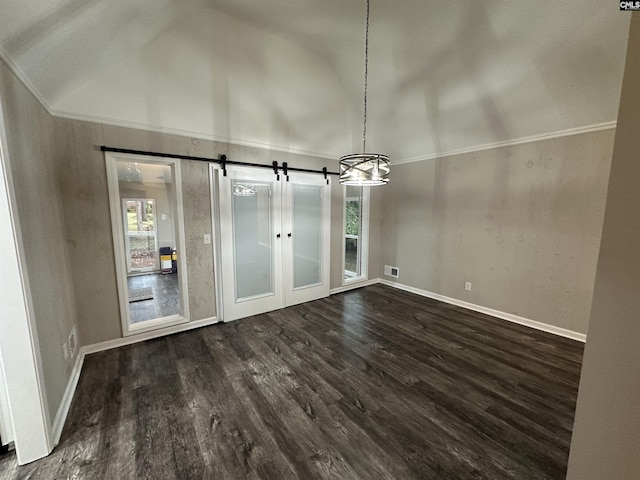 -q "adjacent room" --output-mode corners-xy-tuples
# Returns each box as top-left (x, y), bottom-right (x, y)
(1, 1), (639, 479)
